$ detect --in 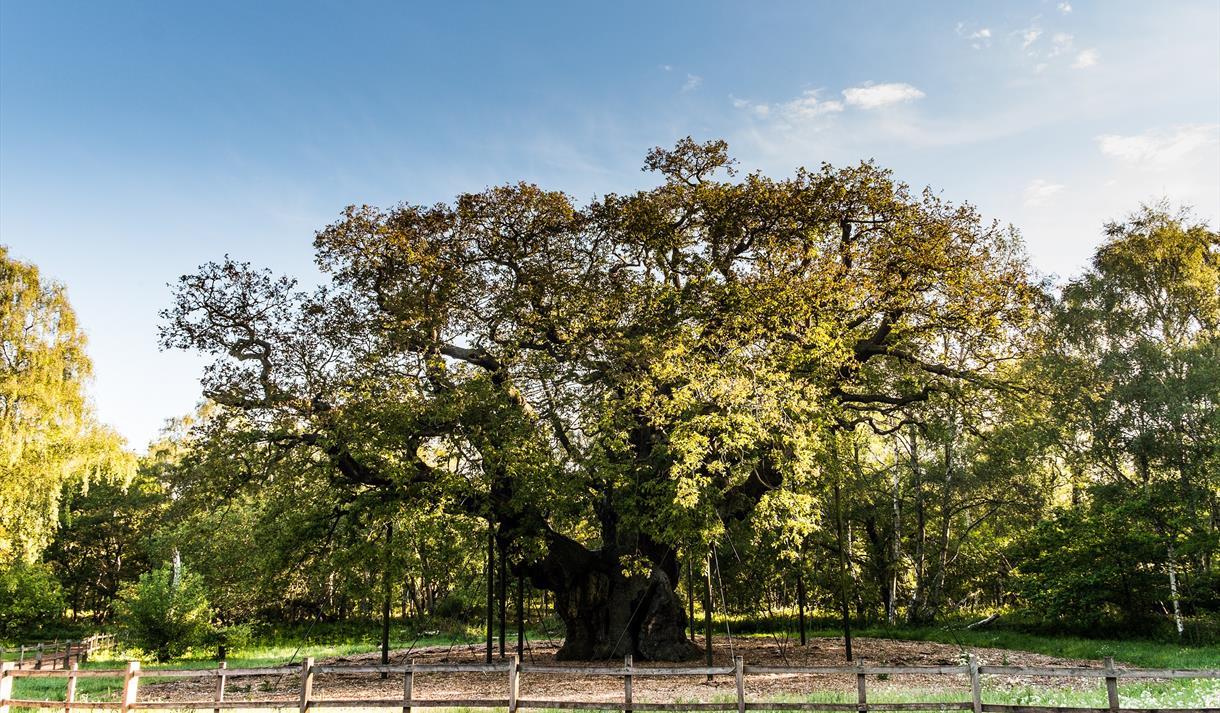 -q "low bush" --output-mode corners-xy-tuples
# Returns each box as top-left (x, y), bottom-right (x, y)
(0, 562), (65, 637)
(114, 563), (211, 661)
